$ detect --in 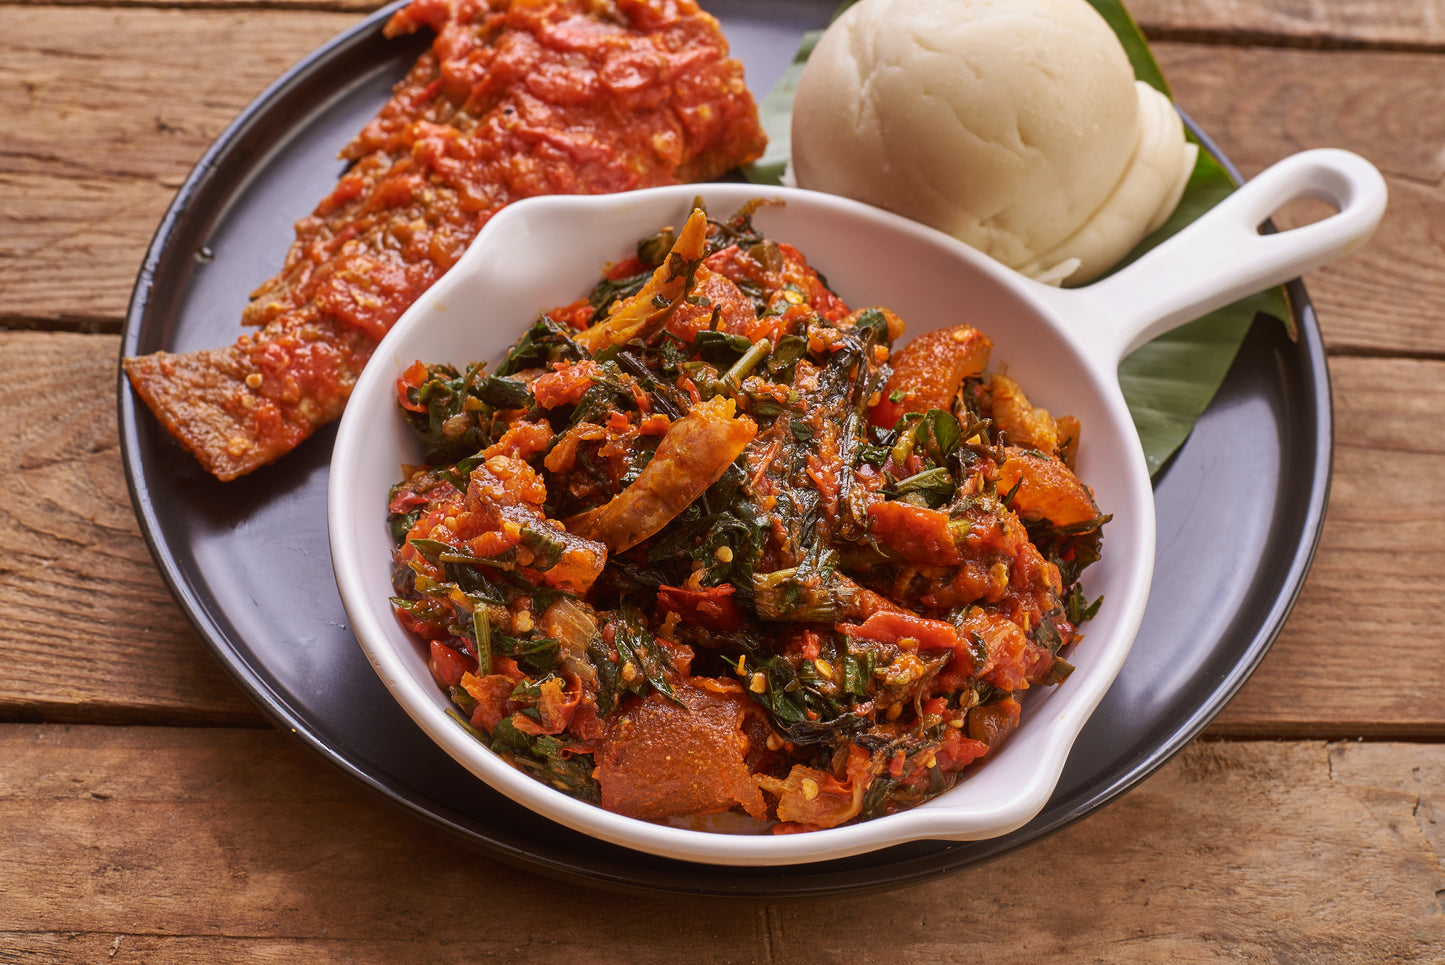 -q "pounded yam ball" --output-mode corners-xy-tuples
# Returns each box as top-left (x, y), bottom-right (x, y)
(790, 0), (1198, 285)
